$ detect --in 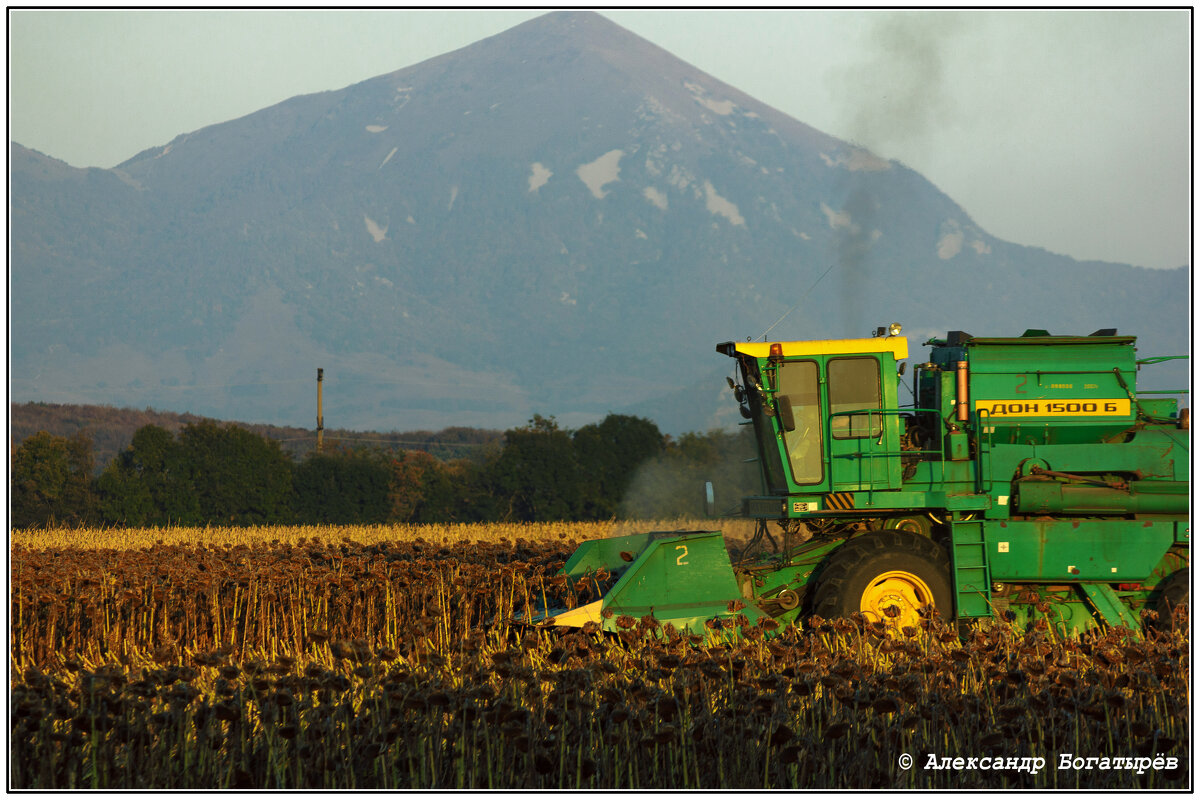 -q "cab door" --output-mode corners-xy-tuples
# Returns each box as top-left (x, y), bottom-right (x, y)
(826, 356), (899, 491)
(773, 359), (826, 490)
